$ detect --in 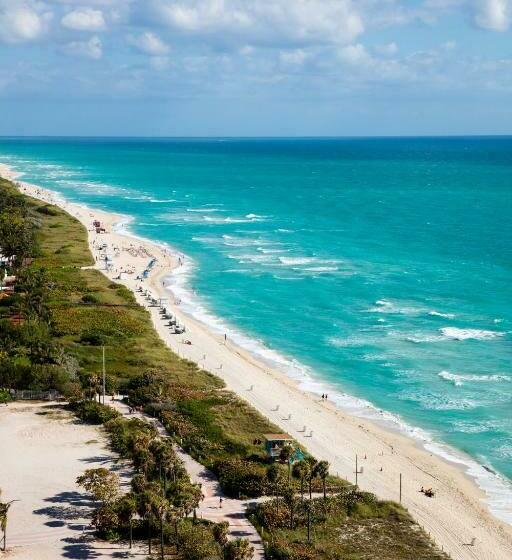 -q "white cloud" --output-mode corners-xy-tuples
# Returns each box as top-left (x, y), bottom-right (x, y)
(338, 43), (373, 66)
(129, 31), (170, 55)
(61, 7), (106, 32)
(150, 55), (170, 70)
(0, 1), (51, 44)
(474, 0), (510, 31)
(375, 42), (398, 56)
(146, 0), (364, 47)
(279, 49), (308, 66)
(338, 42), (412, 83)
(63, 35), (103, 59)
